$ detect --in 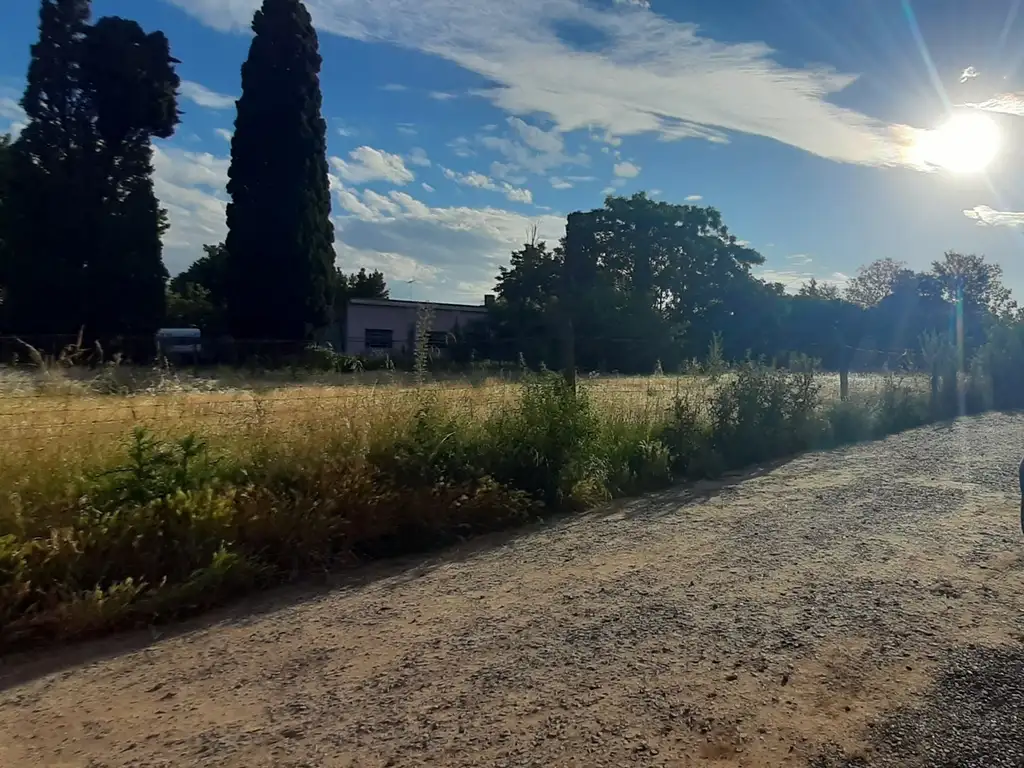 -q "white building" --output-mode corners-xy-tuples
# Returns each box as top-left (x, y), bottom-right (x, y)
(342, 296), (492, 356)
